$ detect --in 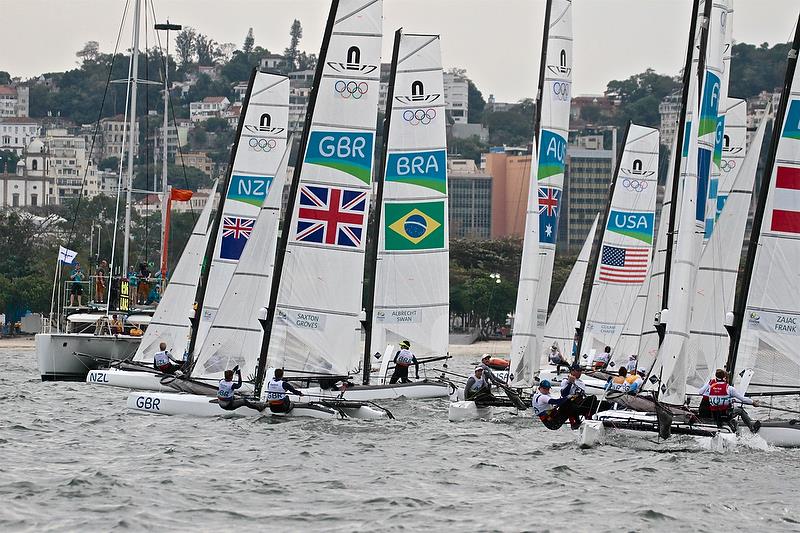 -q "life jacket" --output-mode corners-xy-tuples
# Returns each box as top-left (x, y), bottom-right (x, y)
(707, 379), (733, 412)
(468, 376), (487, 392)
(218, 379), (236, 401)
(154, 350), (170, 369)
(395, 349), (414, 366)
(626, 359), (637, 372)
(609, 375), (629, 392)
(533, 392), (556, 418)
(267, 379), (287, 405)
